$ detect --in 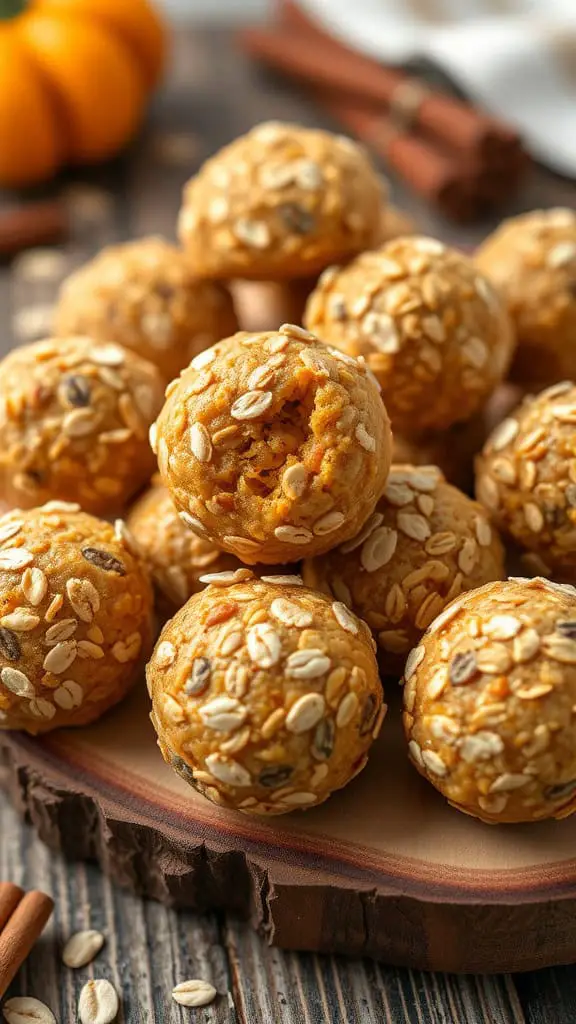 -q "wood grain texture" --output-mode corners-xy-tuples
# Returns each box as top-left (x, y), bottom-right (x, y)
(1, 21), (576, 1021)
